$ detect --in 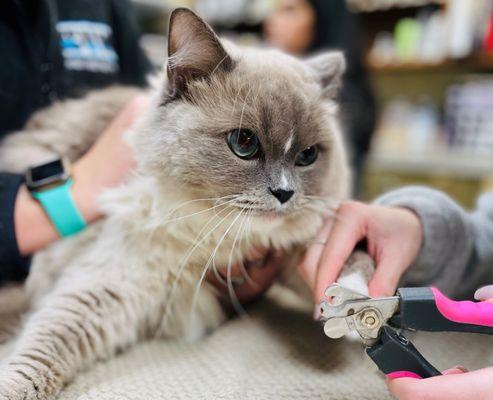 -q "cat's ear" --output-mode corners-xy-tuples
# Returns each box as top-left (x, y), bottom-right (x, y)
(305, 51), (346, 98)
(166, 8), (233, 98)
